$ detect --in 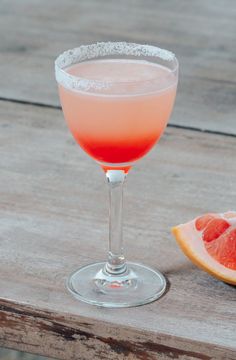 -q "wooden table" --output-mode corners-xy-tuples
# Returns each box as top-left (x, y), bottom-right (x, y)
(0, 1), (236, 359)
